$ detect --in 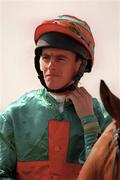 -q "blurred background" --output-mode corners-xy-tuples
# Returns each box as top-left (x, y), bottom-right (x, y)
(0, 0), (120, 111)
